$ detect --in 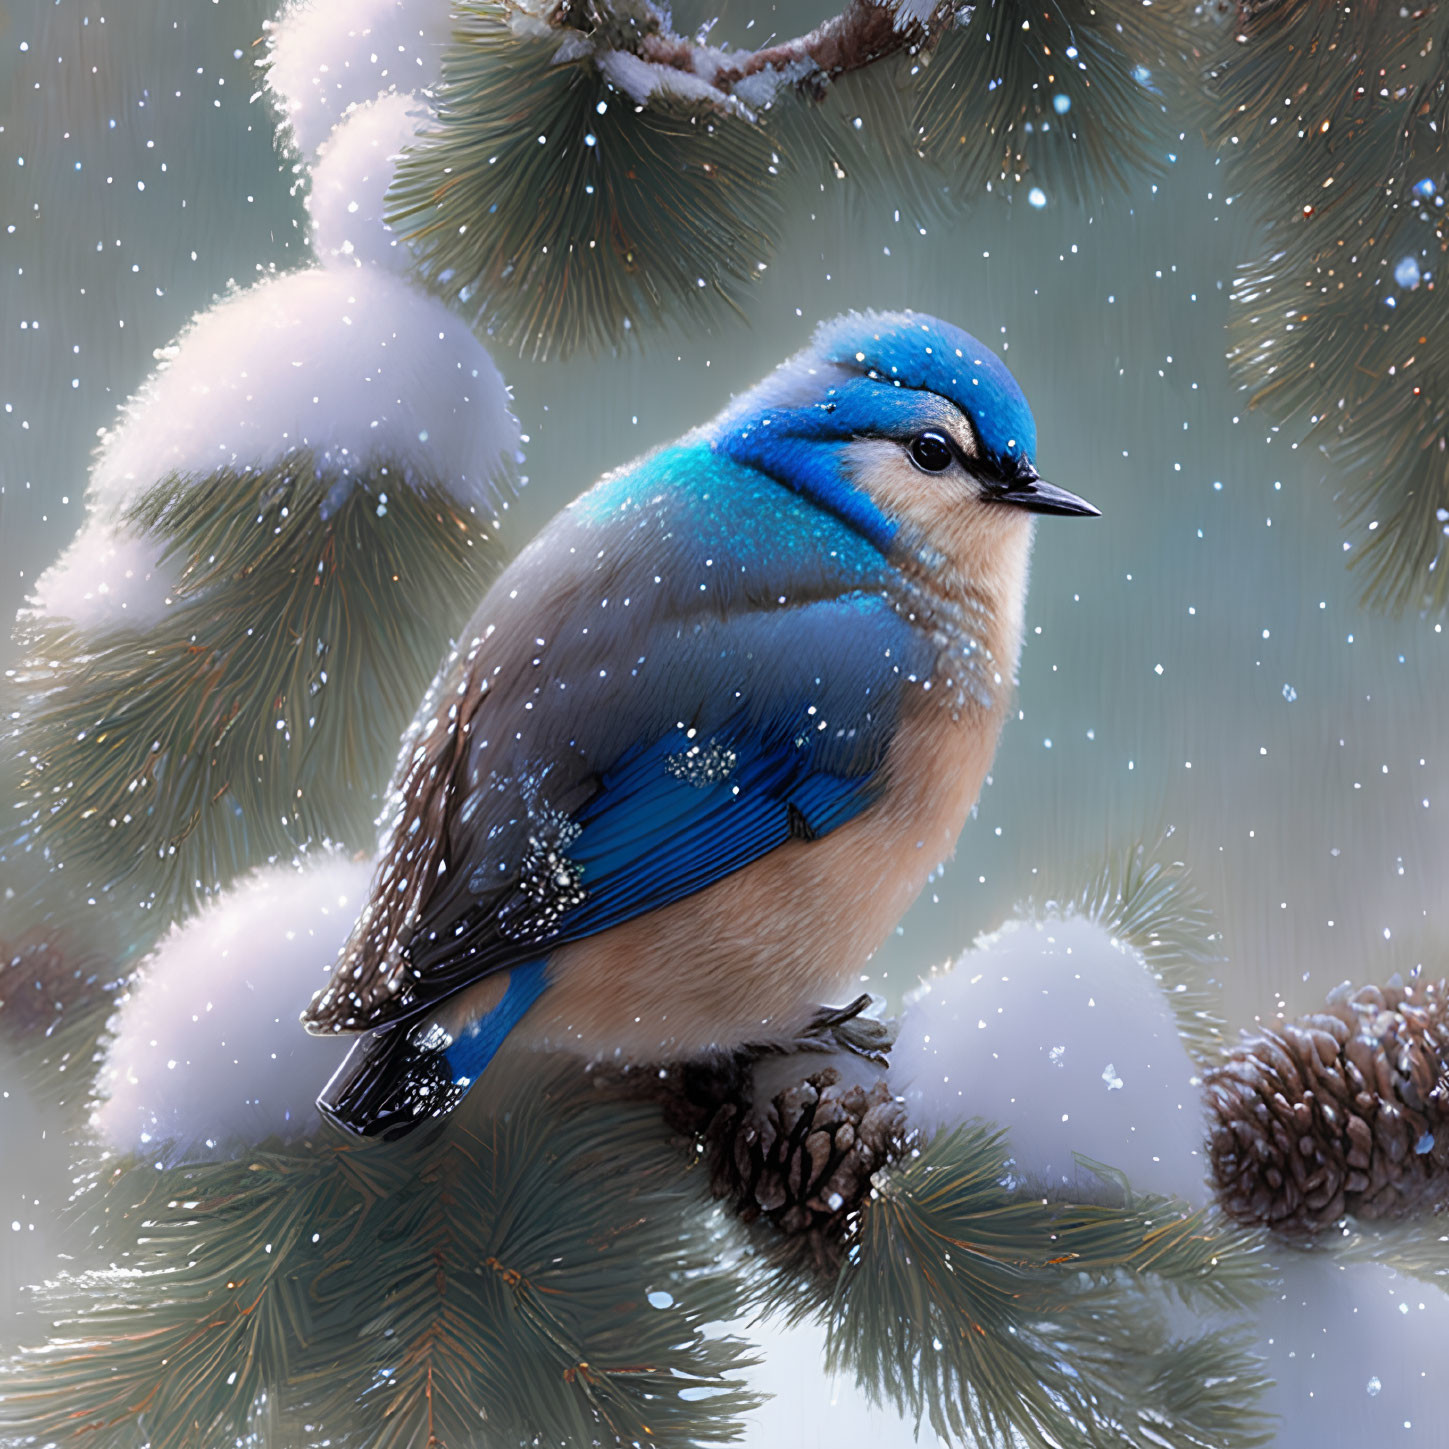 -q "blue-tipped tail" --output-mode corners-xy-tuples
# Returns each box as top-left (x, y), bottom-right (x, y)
(316, 961), (550, 1141)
